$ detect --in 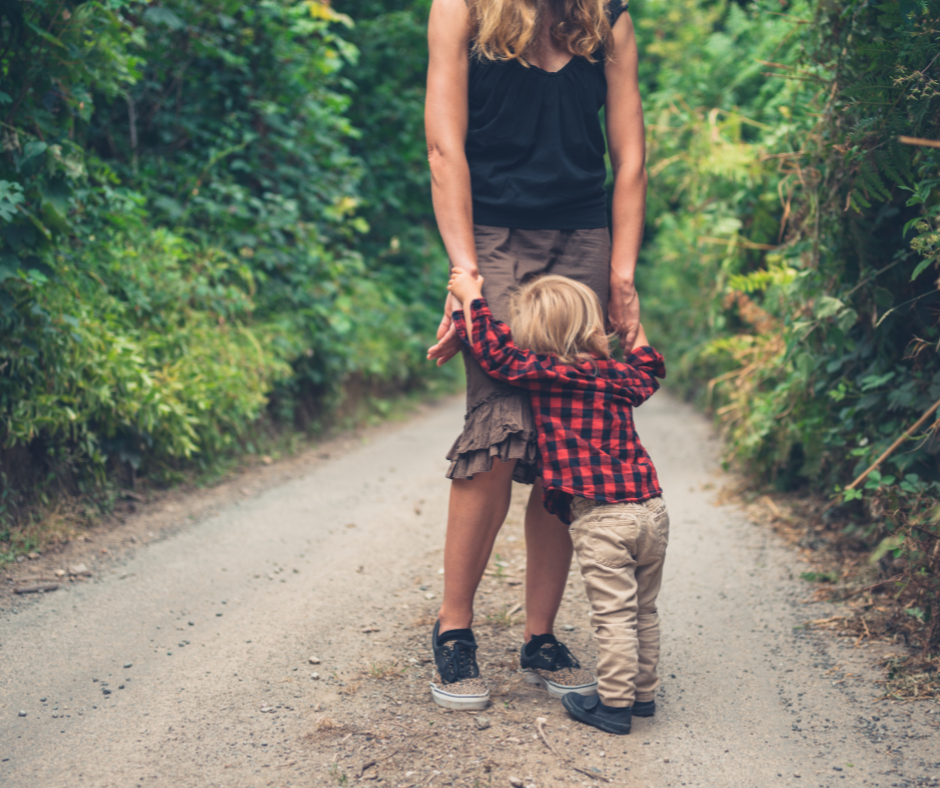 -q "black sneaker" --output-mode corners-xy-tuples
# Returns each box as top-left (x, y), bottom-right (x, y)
(520, 634), (597, 698)
(562, 692), (632, 735)
(632, 698), (656, 717)
(429, 621), (490, 710)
